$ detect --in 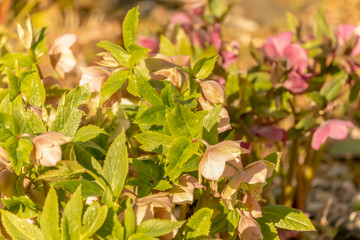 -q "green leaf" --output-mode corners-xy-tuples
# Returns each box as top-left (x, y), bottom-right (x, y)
(7, 69), (20, 100)
(61, 186), (83, 240)
(12, 102), (46, 135)
(137, 219), (184, 237)
(201, 104), (222, 144)
(0, 53), (34, 71)
(1, 210), (44, 240)
(74, 125), (107, 142)
(159, 35), (176, 56)
(82, 202), (108, 239)
(151, 180), (173, 191)
(100, 70), (128, 105)
(125, 199), (135, 239)
(2, 196), (39, 219)
(256, 218), (279, 240)
(40, 187), (61, 240)
(227, 209), (240, 239)
(103, 130), (128, 198)
(176, 28), (192, 57)
(286, 12), (299, 37)
(128, 44), (150, 67)
(185, 208), (213, 239)
(225, 65), (240, 103)
(263, 152), (281, 190)
(314, 9), (334, 41)
(6, 137), (33, 175)
(161, 83), (175, 108)
(38, 161), (85, 182)
(128, 233), (157, 240)
(135, 106), (166, 126)
(123, 6), (139, 51)
(135, 131), (173, 153)
(192, 55), (218, 79)
(134, 69), (163, 106)
(49, 106), (83, 137)
(97, 41), (130, 66)
(320, 71), (348, 101)
(0, 113), (18, 141)
(31, 27), (48, 61)
(165, 137), (199, 181)
(167, 104), (205, 138)
(64, 84), (91, 108)
(261, 205), (315, 231)
(20, 69), (46, 107)
(54, 179), (103, 198)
